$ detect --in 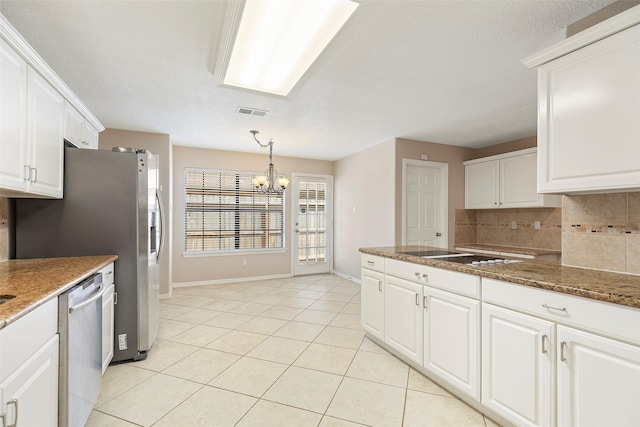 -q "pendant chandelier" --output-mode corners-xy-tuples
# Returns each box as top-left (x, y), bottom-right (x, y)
(250, 130), (289, 194)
